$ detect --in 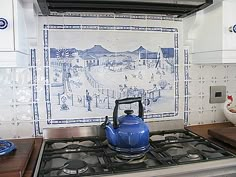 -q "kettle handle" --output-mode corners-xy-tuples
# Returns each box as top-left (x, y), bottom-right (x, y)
(113, 97), (144, 128)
